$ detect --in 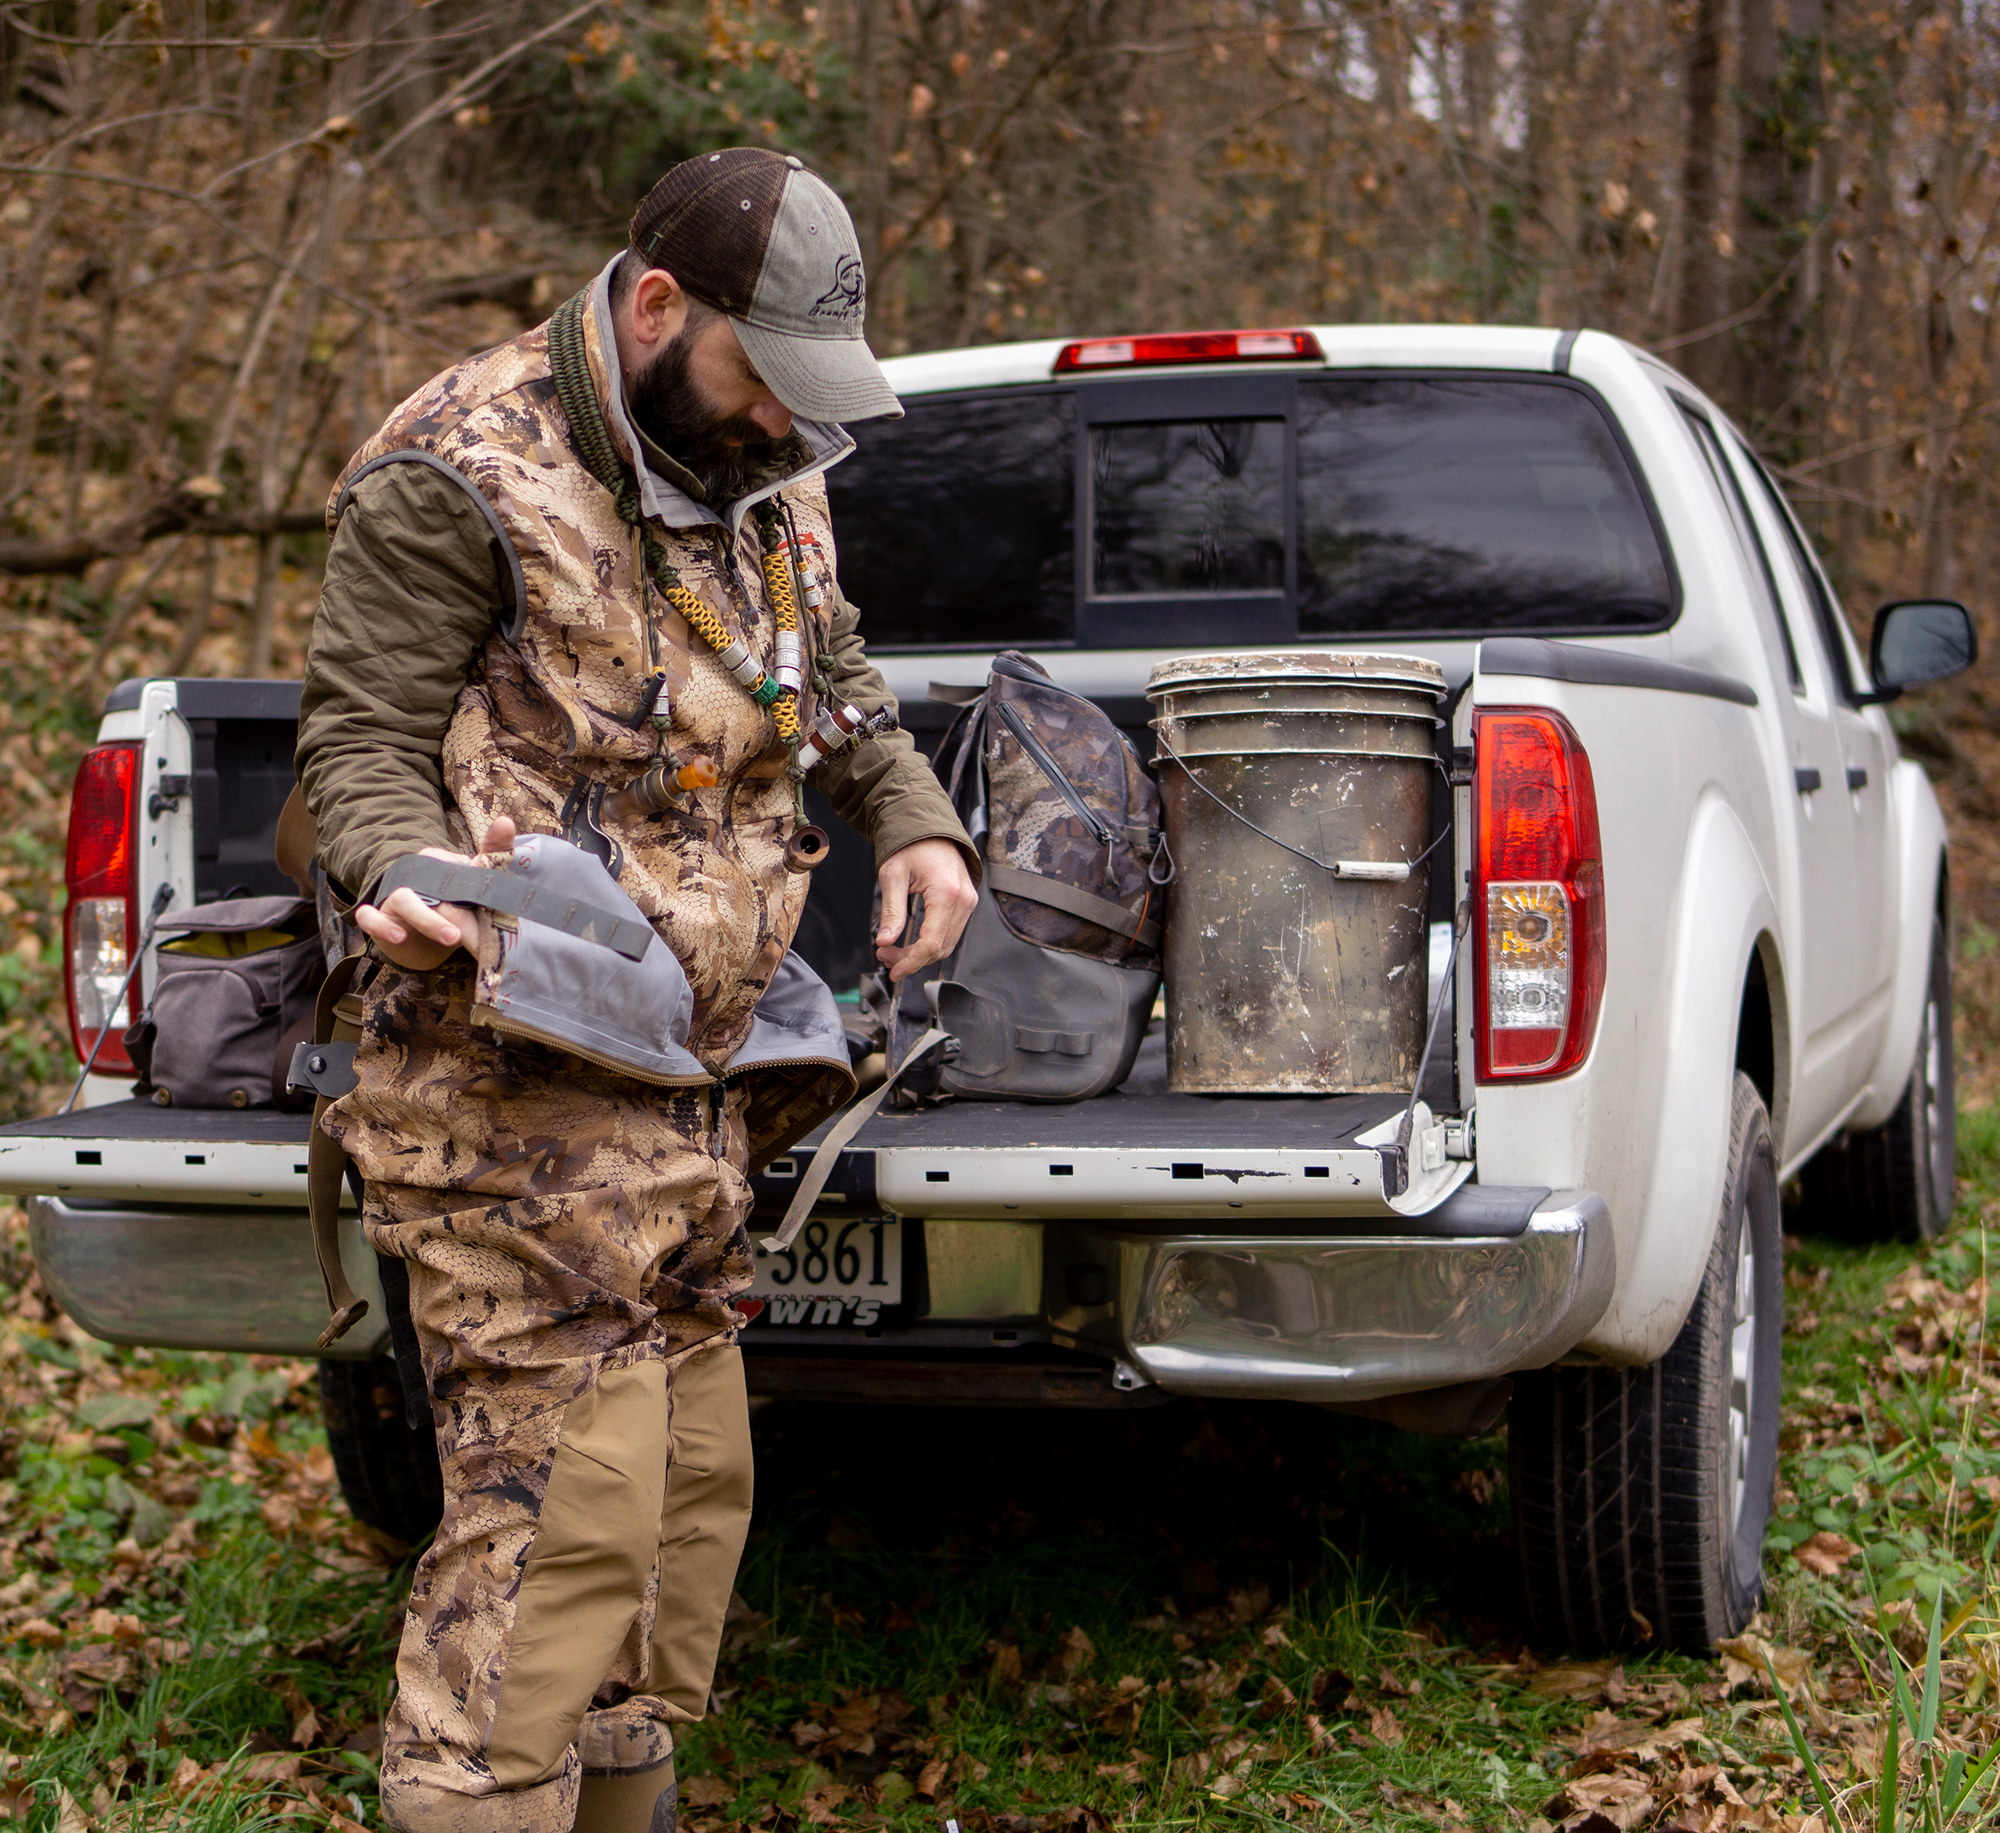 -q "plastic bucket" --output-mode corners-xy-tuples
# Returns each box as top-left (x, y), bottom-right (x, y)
(1147, 650), (1448, 1095)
